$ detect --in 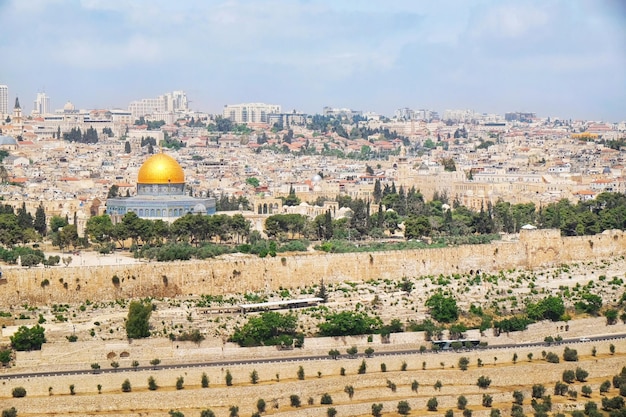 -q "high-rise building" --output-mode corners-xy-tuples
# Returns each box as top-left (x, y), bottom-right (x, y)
(33, 92), (50, 115)
(223, 103), (281, 123)
(0, 85), (8, 117)
(128, 90), (189, 120)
